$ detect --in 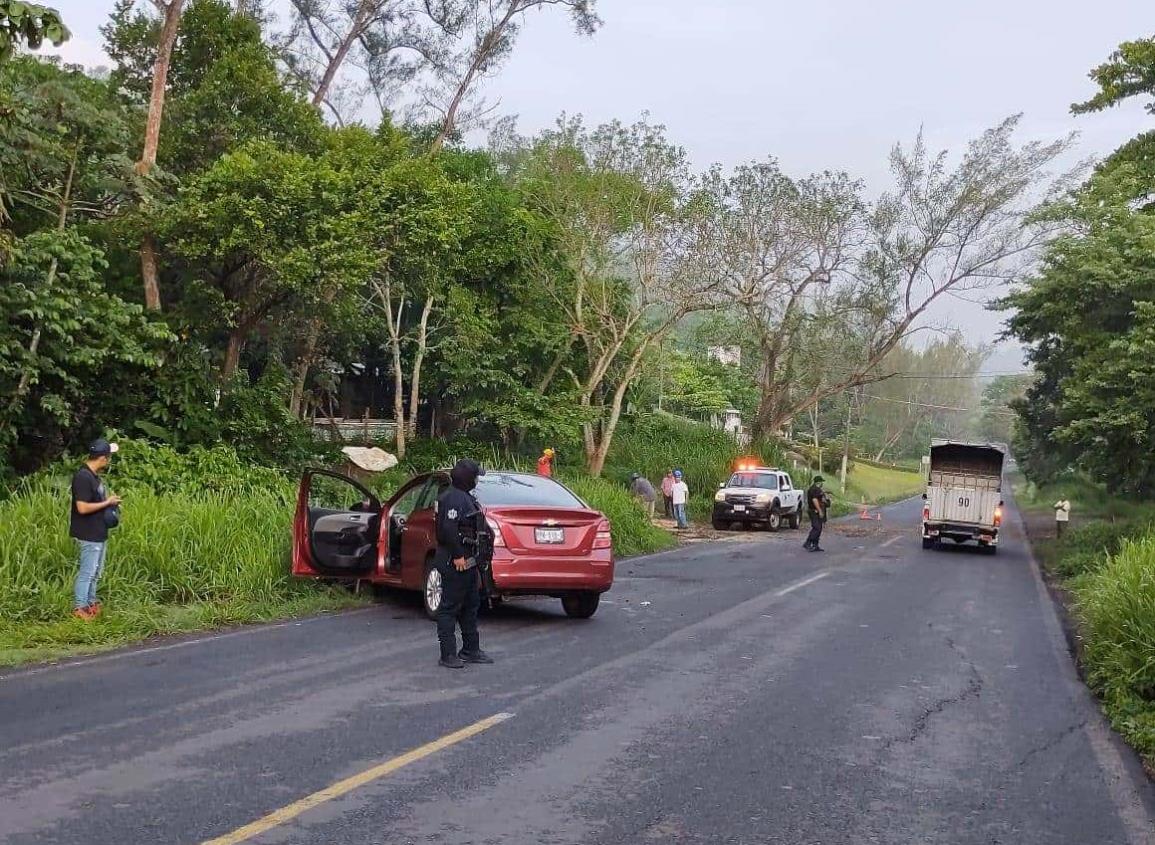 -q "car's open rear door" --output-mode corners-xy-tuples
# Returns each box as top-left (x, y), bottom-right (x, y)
(292, 469), (383, 578)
